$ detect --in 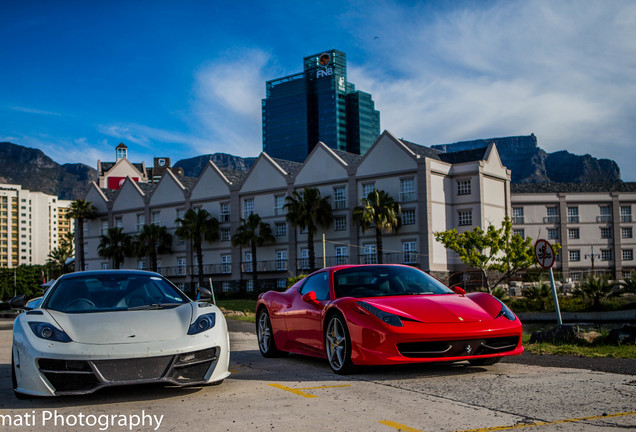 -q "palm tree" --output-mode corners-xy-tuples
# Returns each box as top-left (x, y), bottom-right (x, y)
(47, 245), (74, 277)
(523, 284), (553, 311)
(352, 189), (401, 264)
(133, 224), (172, 272)
(97, 227), (132, 269)
(175, 208), (219, 290)
(66, 199), (96, 271)
(574, 275), (620, 311)
(232, 213), (274, 291)
(285, 187), (333, 273)
(619, 273), (636, 294)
